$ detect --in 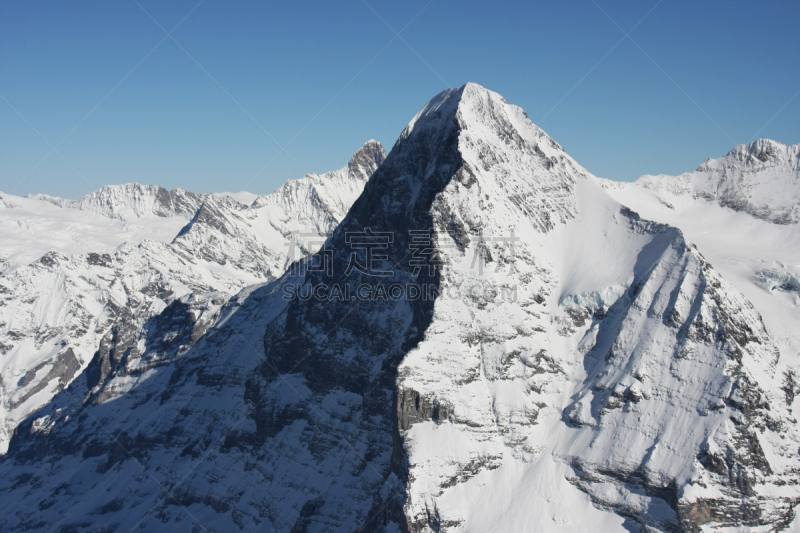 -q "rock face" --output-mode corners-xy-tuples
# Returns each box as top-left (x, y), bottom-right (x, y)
(0, 84), (798, 533)
(0, 141), (385, 454)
